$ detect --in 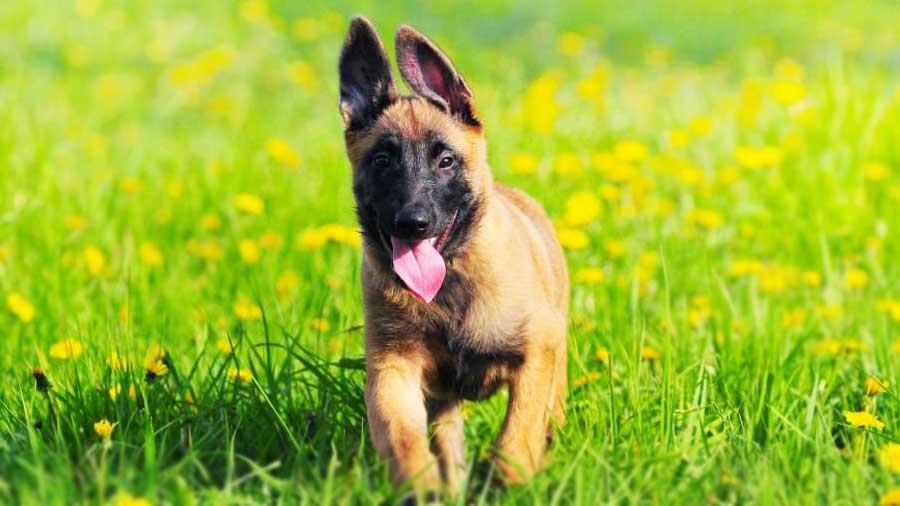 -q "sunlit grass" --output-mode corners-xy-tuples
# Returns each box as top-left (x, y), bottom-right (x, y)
(1, 0), (900, 504)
